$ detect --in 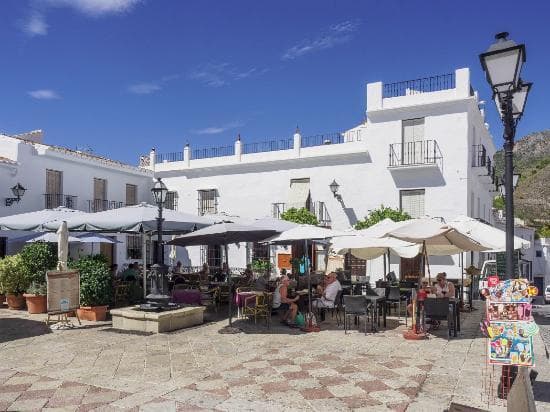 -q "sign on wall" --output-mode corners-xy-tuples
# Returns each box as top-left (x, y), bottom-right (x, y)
(46, 270), (80, 314)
